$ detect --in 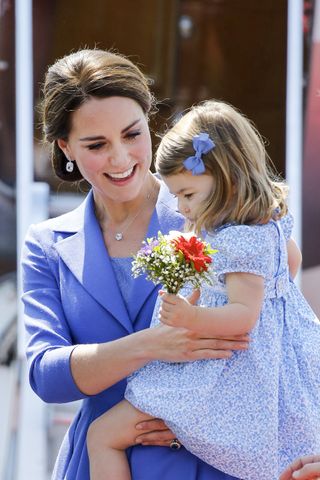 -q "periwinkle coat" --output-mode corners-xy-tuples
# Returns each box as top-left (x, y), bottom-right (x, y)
(22, 181), (235, 480)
